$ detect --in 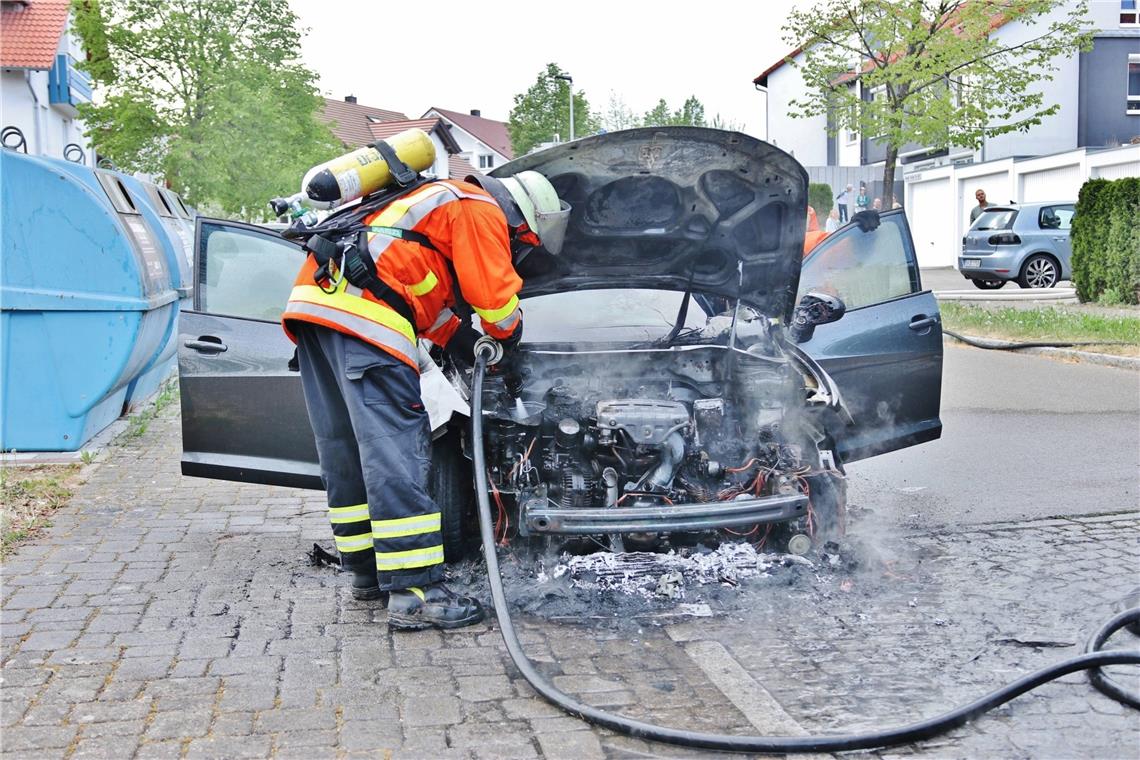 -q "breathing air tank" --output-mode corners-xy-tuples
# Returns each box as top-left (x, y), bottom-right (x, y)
(302, 128), (435, 209)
